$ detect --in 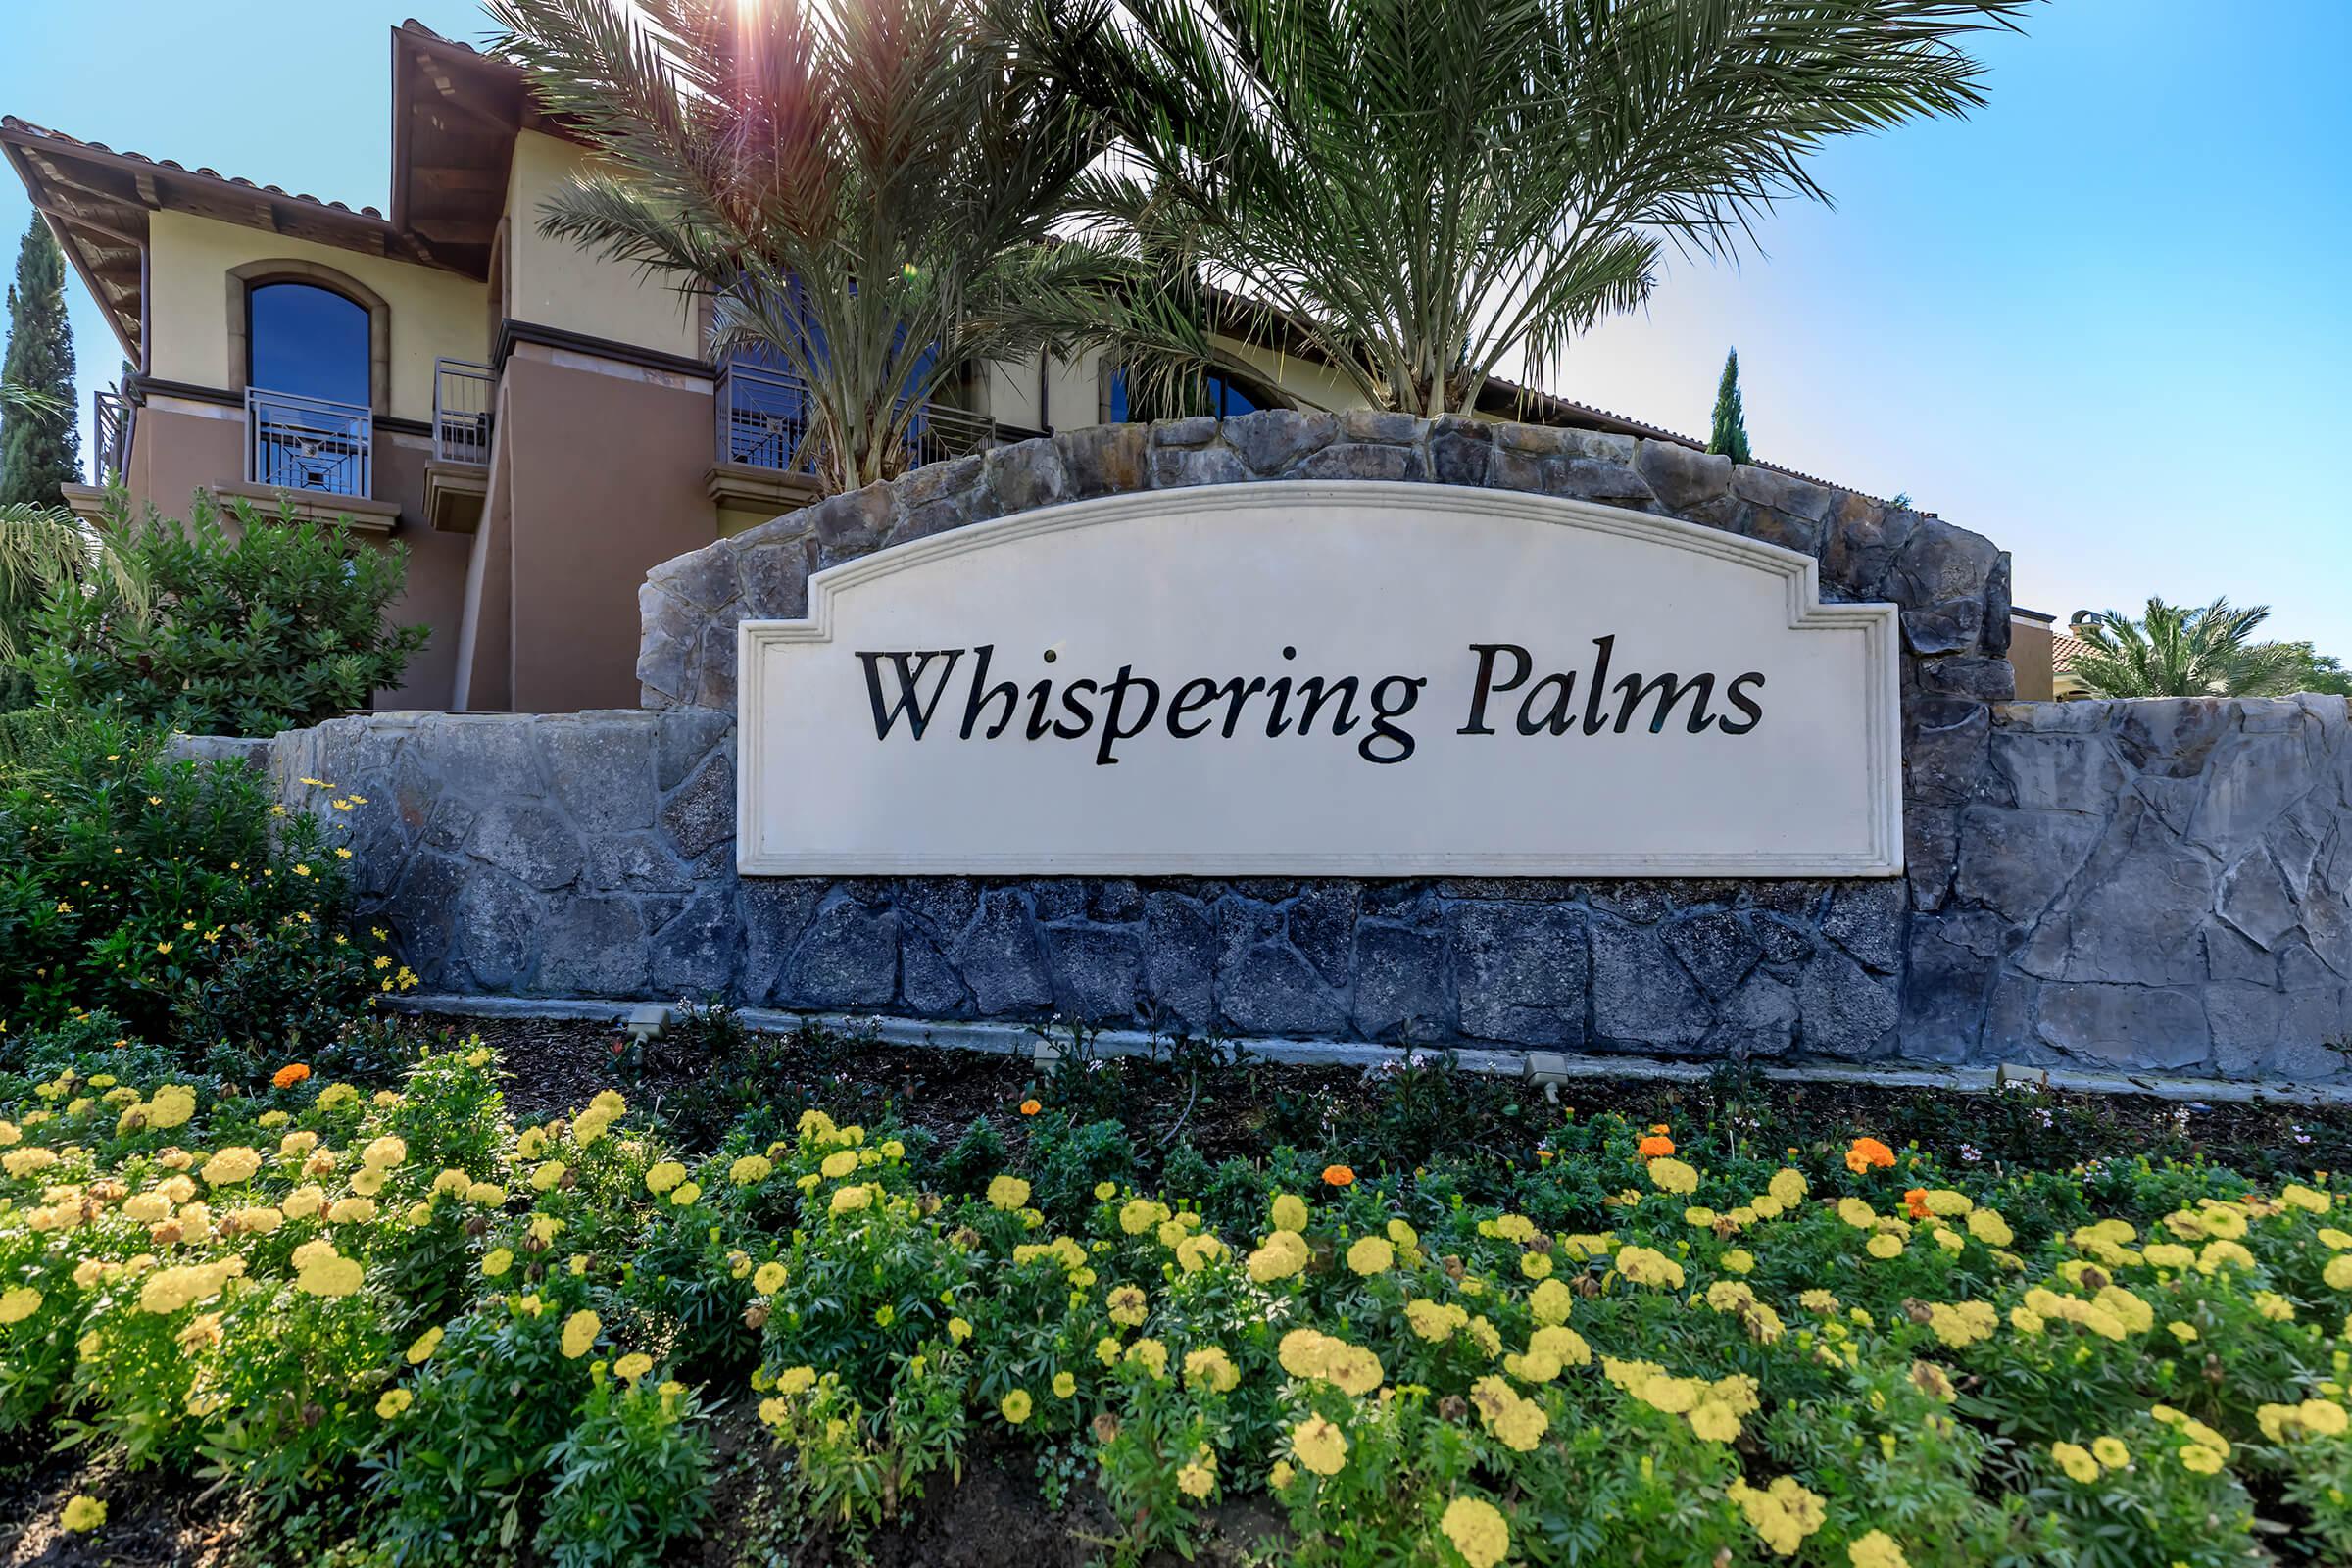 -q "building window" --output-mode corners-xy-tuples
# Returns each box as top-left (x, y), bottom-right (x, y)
(246, 282), (370, 408)
(1107, 368), (1274, 422)
(245, 281), (373, 494)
